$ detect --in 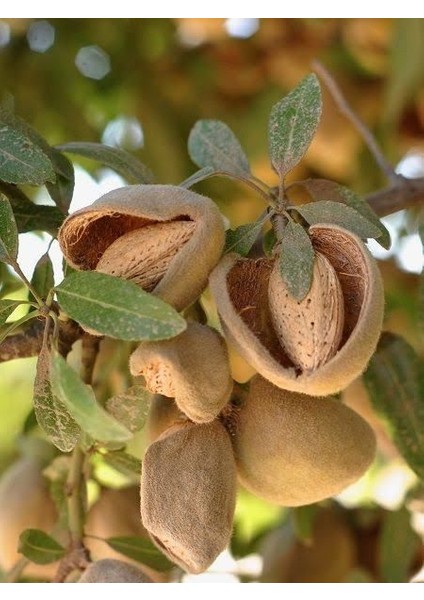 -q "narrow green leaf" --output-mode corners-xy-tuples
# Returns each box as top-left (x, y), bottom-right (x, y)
(0, 299), (20, 325)
(50, 353), (132, 445)
(55, 271), (186, 342)
(363, 332), (424, 480)
(103, 451), (142, 478)
(225, 212), (269, 256)
(295, 200), (382, 241)
(0, 182), (64, 235)
(0, 194), (18, 263)
(0, 120), (55, 185)
(30, 254), (54, 301)
(46, 150), (75, 214)
(33, 344), (81, 453)
(56, 142), (154, 184)
(379, 507), (420, 582)
(0, 311), (38, 345)
(269, 74), (322, 178)
(105, 385), (151, 433)
(297, 179), (391, 249)
(106, 536), (173, 571)
(0, 262), (22, 297)
(180, 166), (215, 189)
(384, 19), (424, 124)
(188, 119), (250, 176)
(280, 221), (314, 301)
(18, 529), (65, 565)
